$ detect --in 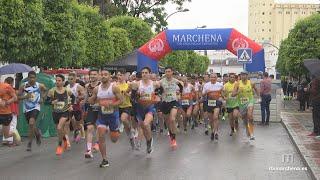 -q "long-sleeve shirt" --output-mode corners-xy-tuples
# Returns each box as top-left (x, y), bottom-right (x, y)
(260, 78), (272, 96)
